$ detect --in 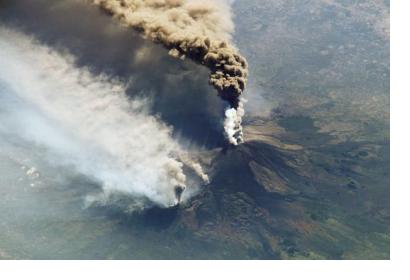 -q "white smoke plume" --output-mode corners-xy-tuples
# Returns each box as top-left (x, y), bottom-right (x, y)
(224, 99), (245, 145)
(90, 0), (248, 145)
(0, 27), (208, 209)
(178, 153), (210, 184)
